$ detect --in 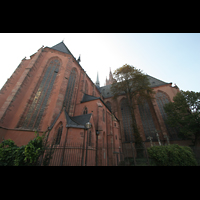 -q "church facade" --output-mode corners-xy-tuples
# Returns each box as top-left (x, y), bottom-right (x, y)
(0, 41), (193, 165)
